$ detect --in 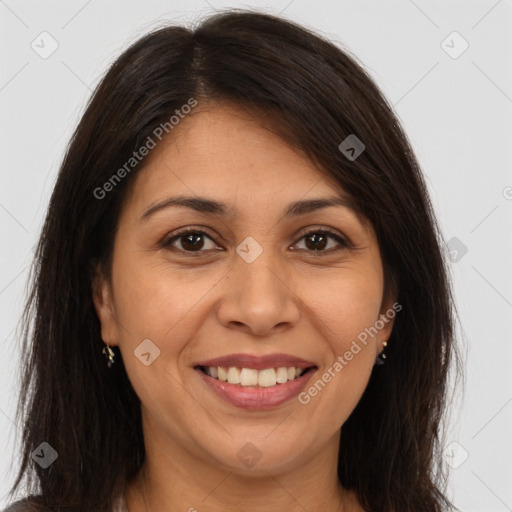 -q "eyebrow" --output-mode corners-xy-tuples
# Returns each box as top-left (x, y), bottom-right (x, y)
(138, 194), (359, 223)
